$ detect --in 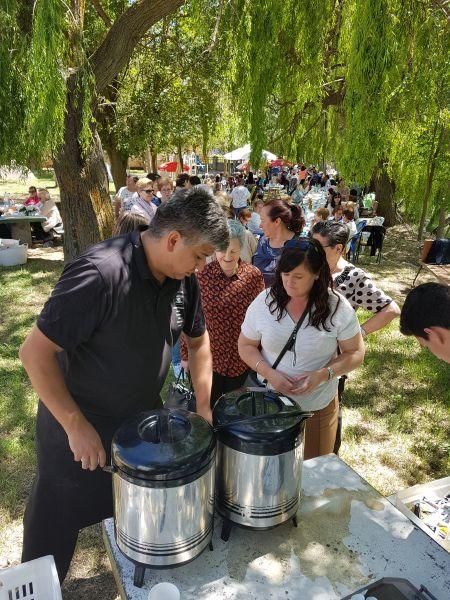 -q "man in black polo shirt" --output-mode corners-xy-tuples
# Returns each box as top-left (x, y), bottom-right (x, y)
(19, 188), (229, 581)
